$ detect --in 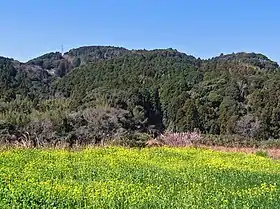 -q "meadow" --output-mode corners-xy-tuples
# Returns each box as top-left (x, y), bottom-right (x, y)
(0, 147), (279, 208)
